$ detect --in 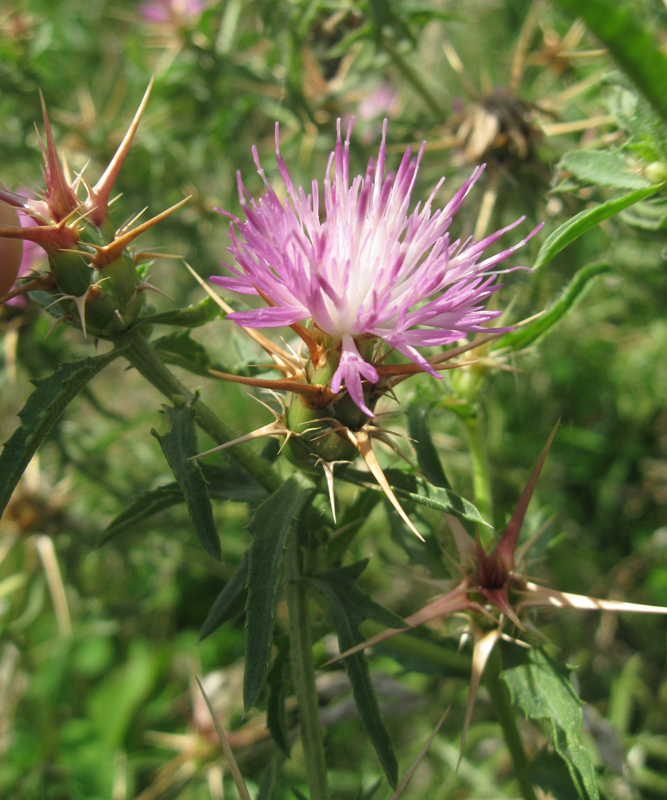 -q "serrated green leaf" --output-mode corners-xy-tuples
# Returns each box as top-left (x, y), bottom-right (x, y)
(153, 330), (216, 377)
(497, 263), (612, 352)
(553, 0), (667, 124)
(266, 637), (291, 756)
(0, 347), (126, 518)
(501, 646), (599, 800)
(340, 467), (487, 526)
(146, 296), (221, 328)
(559, 150), (652, 190)
(407, 403), (450, 489)
(199, 555), (249, 640)
(534, 185), (661, 269)
(308, 561), (403, 788)
(244, 477), (312, 711)
(152, 405), (221, 559)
